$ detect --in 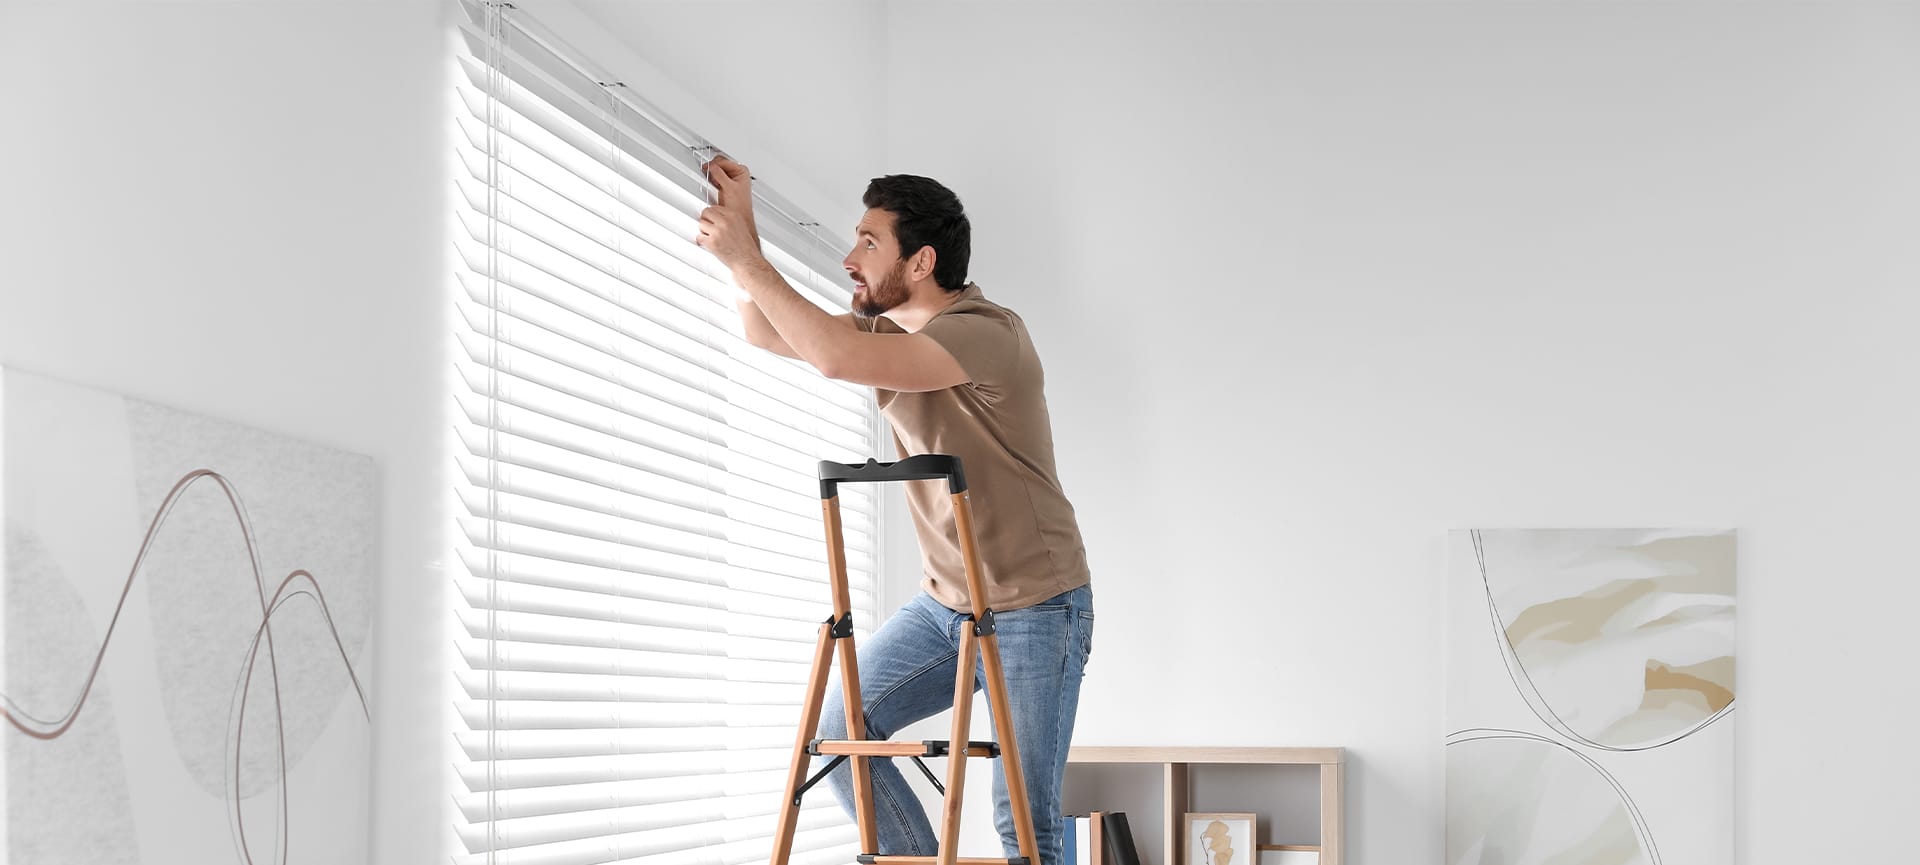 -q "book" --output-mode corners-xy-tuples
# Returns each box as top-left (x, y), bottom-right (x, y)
(1100, 812), (1142, 865)
(1074, 815), (1093, 865)
(1062, 814), (1077, 865)
(1091, 811), (1105, 865)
